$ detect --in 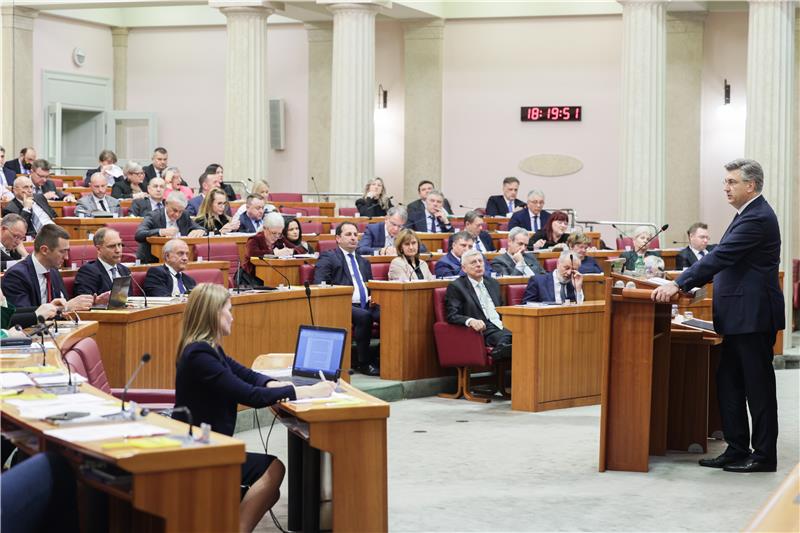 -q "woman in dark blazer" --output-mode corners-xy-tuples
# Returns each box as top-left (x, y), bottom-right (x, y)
(355, 177), (393, 217)
(194, 188), (240, 234)
(110, 162), (147, 199)
(530, 210), (570, 250)
(282, 218), (315, 254)
(173, 283), (334, 533)
(567, 232), (603, 274)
